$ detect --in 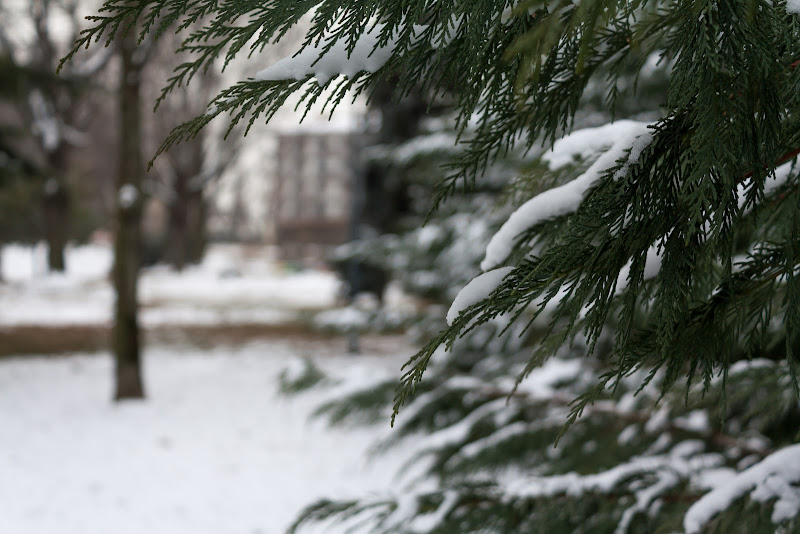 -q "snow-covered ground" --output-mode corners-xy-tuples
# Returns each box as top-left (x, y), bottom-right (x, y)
(0, 242), (414, 533)
(0, 243), (341, 327)
(0, 345), (408, 534)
